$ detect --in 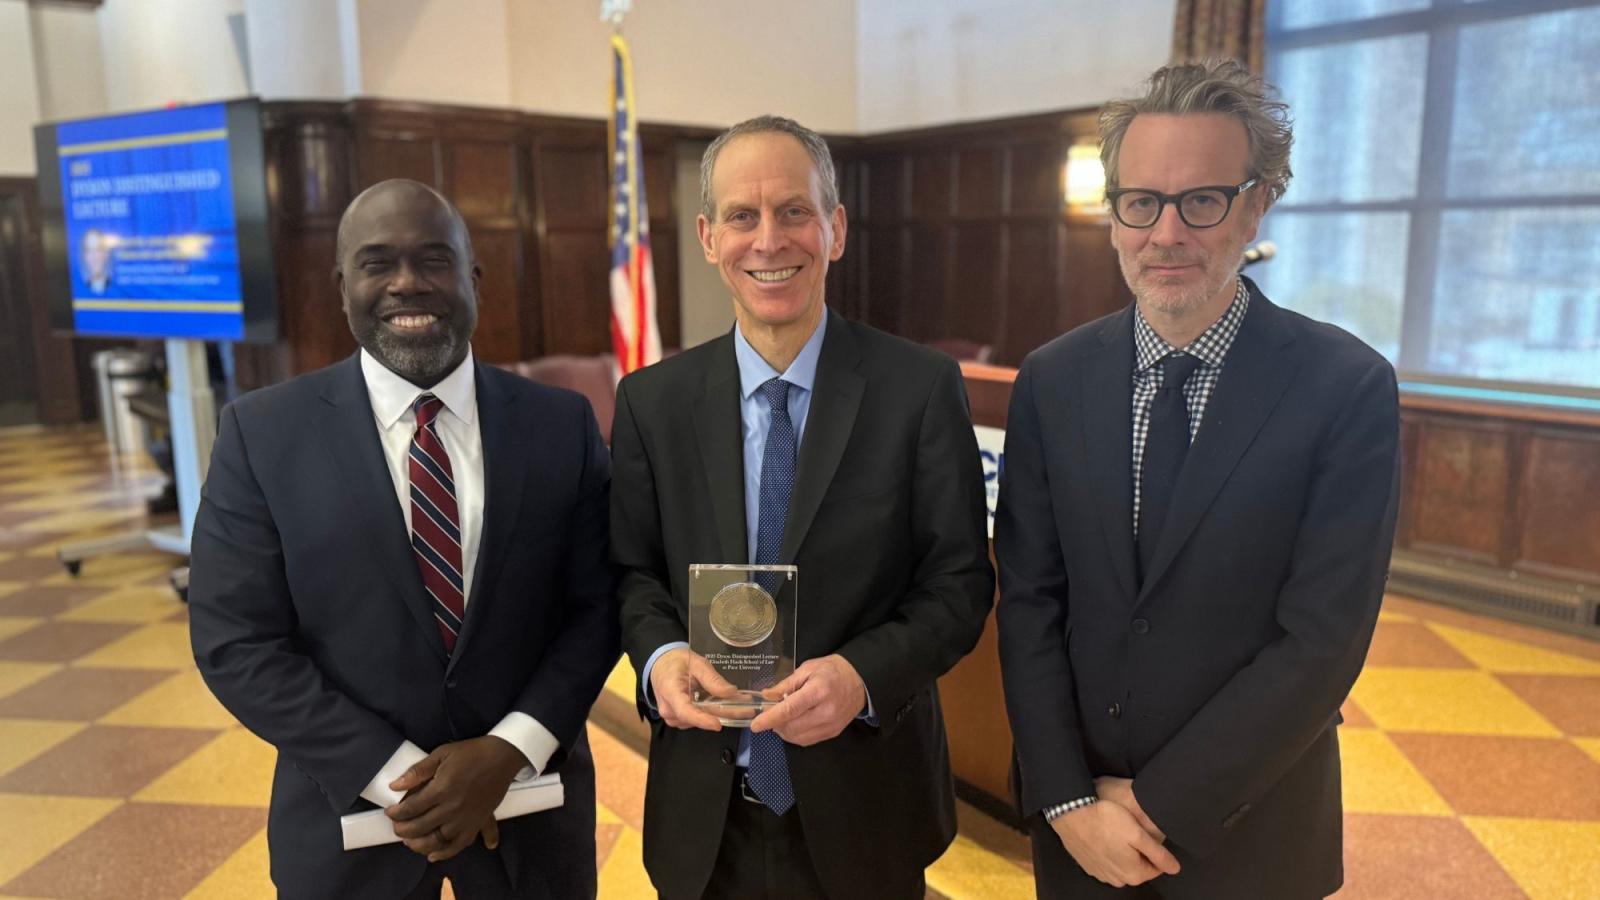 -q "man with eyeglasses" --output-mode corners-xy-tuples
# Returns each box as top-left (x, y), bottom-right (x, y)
(996, 60), (1401, 898)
